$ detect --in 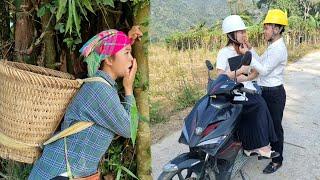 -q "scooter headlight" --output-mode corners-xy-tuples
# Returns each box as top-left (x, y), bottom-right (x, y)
(196, 135), (227, 147)
(163, 163), (178, 172)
